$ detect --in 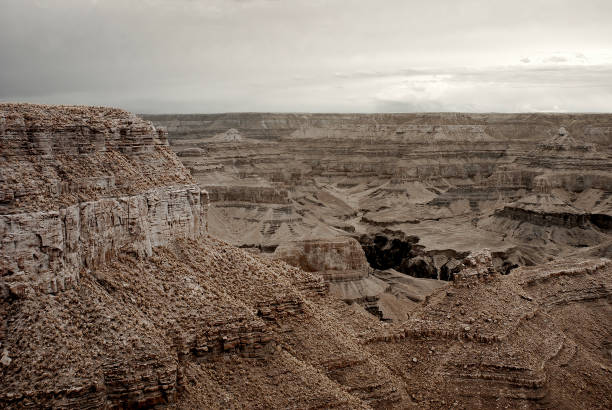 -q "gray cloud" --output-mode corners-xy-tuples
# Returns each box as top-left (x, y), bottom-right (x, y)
(1, 0), (611, 113)
(544, 56), (569, 63)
